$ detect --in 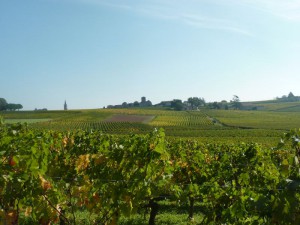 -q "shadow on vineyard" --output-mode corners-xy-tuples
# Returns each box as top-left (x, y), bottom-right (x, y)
(1, 118), (300, 224)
